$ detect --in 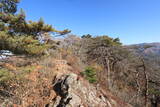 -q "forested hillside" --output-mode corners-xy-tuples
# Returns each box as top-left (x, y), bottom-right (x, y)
(0, 0), (159, 107)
